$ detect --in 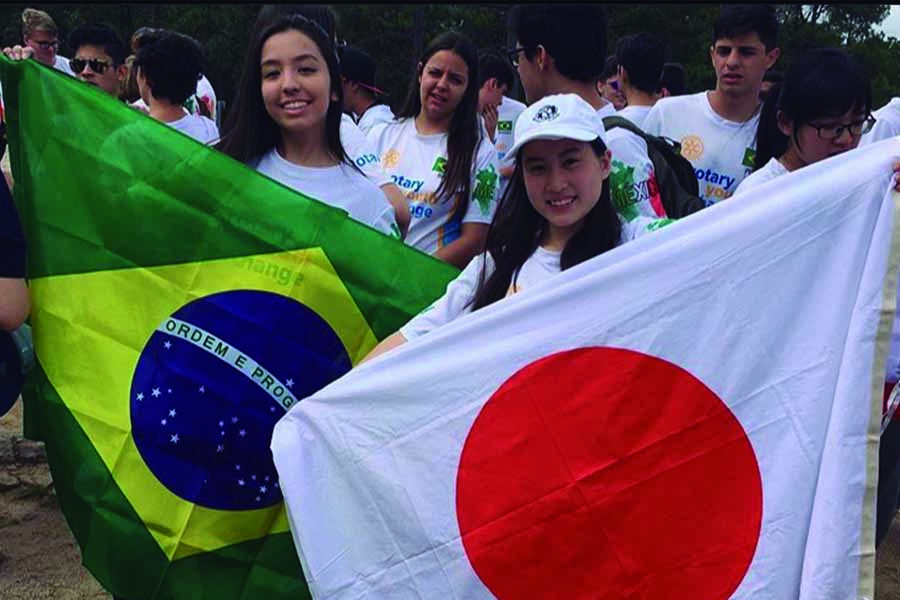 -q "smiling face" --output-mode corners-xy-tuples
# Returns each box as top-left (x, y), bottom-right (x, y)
(521, 138), (611, 246)
(418, 49), (469, 127)
(779, 107), (869, 169)
(24, 28), (58, 66)
(710, 32), (779, 100)
(260, 29), (334, 139)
